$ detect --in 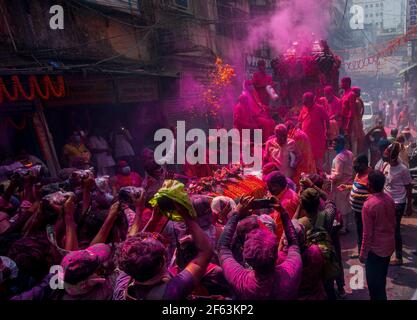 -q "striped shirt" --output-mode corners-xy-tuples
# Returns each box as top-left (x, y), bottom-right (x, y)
(350, 174), (370, 213)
